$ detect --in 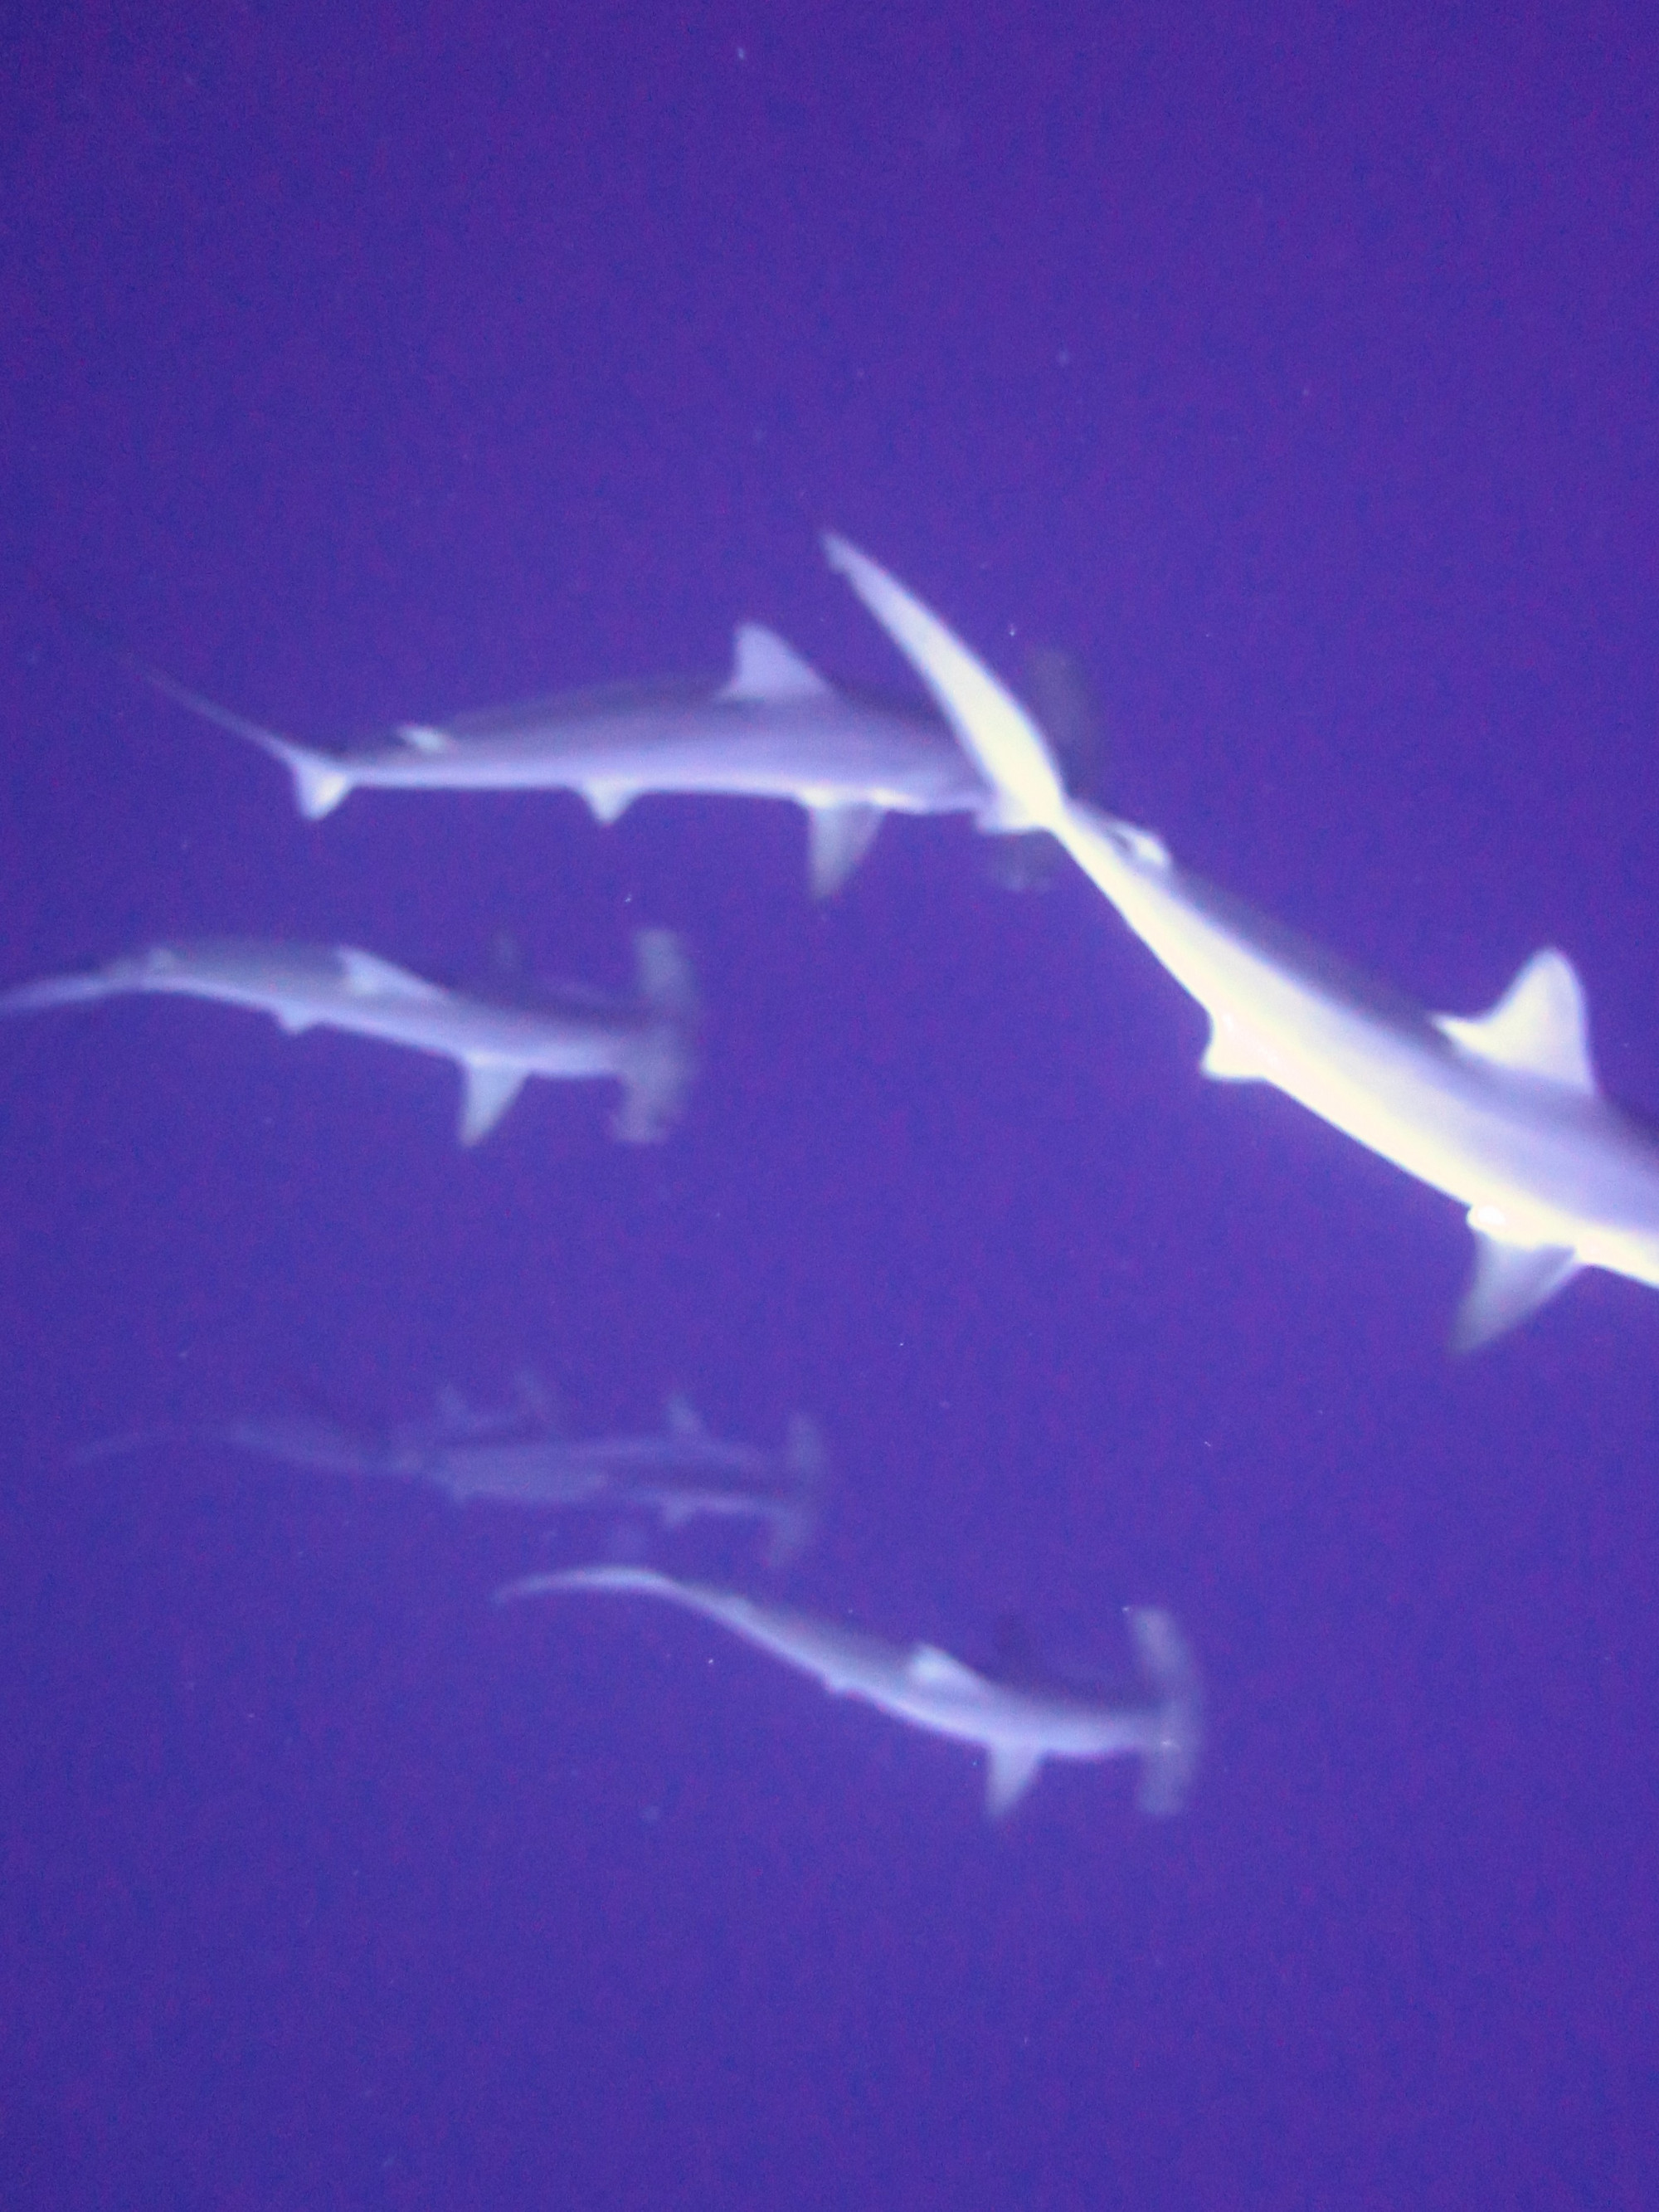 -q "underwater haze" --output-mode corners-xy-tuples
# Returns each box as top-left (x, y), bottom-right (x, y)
(4, 4), (1659, 2206)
